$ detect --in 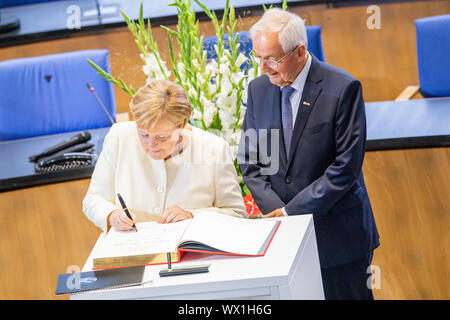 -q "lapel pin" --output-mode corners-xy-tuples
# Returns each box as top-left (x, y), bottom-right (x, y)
(303, 101), (311, 107)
